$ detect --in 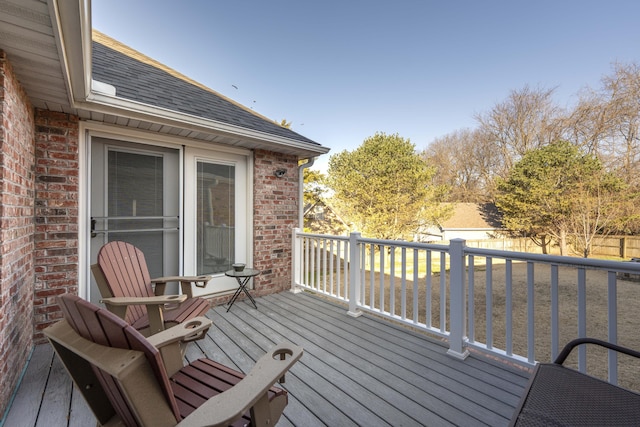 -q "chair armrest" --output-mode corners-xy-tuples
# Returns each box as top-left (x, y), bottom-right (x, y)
(152, 275), (212, 284)
(177, 342), (303, 427)
(147, 316), (212, 347)
(151, 275), (212, 298)
(100, 295), (187, 306)
(101, 295), (188, 335)
(147, 316), (213, 377)
(555, 337), (640, 365)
